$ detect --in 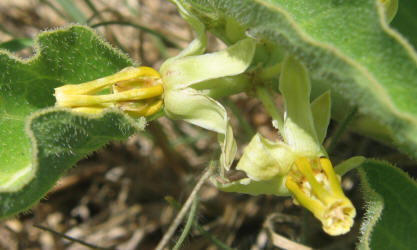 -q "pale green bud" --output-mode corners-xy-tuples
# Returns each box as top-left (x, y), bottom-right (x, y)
(160, 38), (256, 169)
(236, 134), (295, 181)
(161, 0), (257, 170)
